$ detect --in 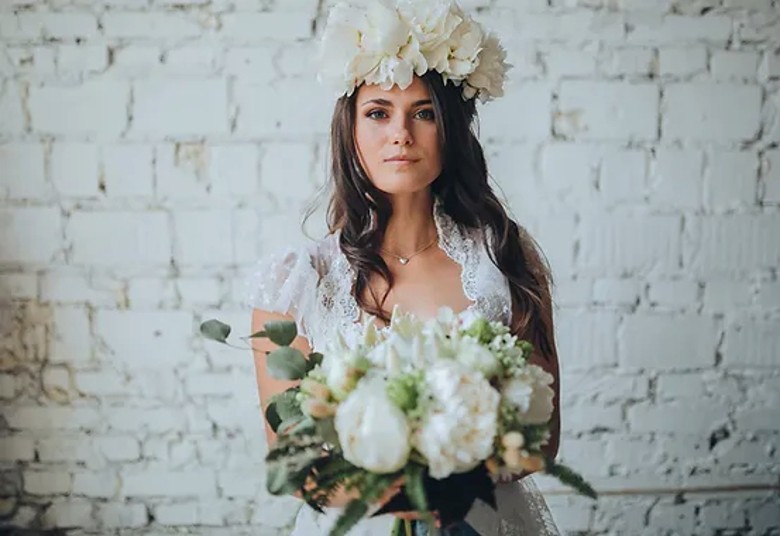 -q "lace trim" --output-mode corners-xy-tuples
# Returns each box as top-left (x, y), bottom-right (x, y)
(246, 198), (512, 354)
(332, 197), (512, 338)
